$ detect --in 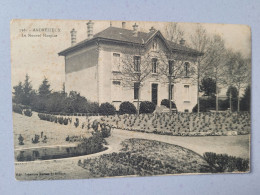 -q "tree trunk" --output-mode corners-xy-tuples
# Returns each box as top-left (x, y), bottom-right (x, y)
(137, 85), (140, 115)
(216, 84), (219, 112)
(197, 73), (200, 113)
(169, 77), (172, 114)
(237, 89), (240, 112)
(229, 92), (232, 112)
